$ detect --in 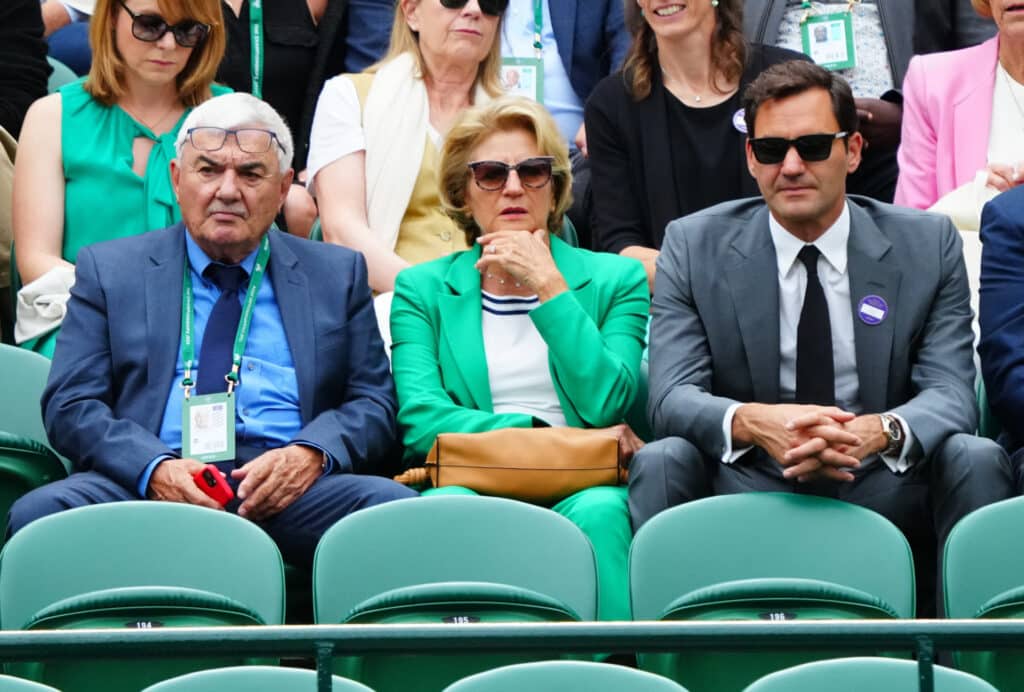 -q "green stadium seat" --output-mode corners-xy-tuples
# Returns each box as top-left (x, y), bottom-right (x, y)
(0, 502), (285, 691)
(142, 665), (373, 691)
(443, 661), (688, 691)
(976, 376), (1001, 441)
(0, 345), (68, 541)
(743, 657), (997, 691)
(45, 58), (77, 94)
(0, 675), (59, 691)
(630, 493), (915, 691)
(944, 496), (1024, 691)
(313, 495), (597, 691)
